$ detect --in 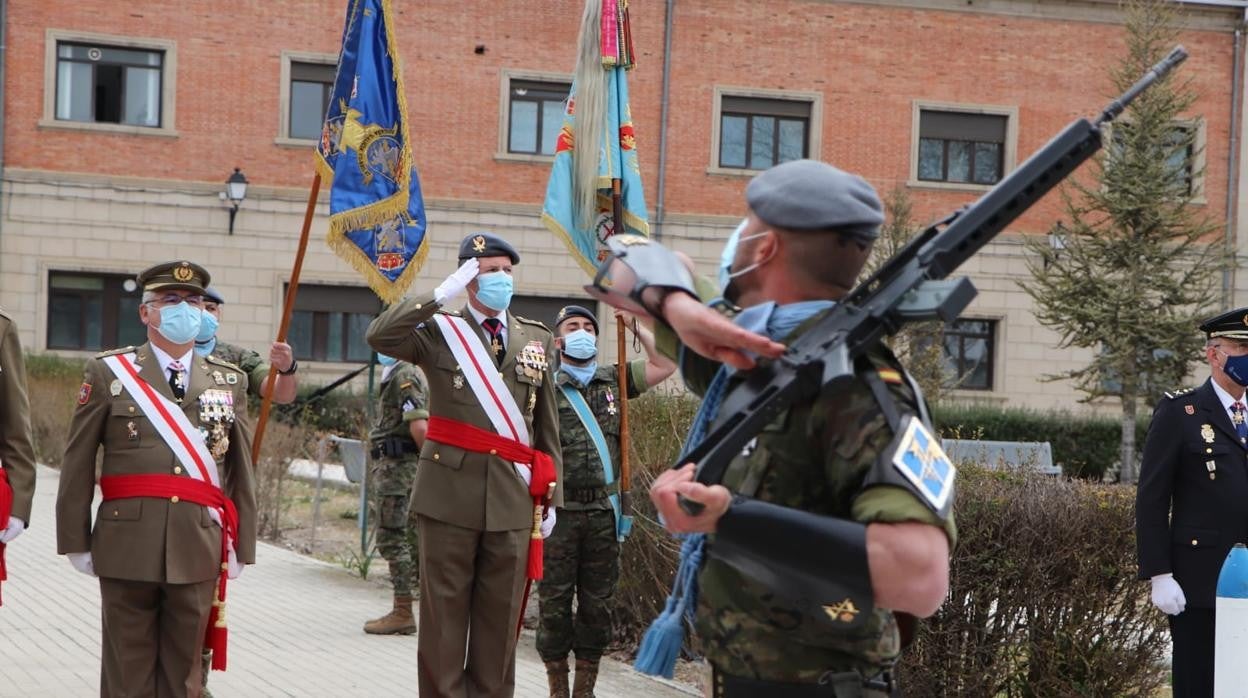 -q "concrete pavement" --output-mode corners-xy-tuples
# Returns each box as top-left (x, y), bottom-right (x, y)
(0, 466), (697, 697)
